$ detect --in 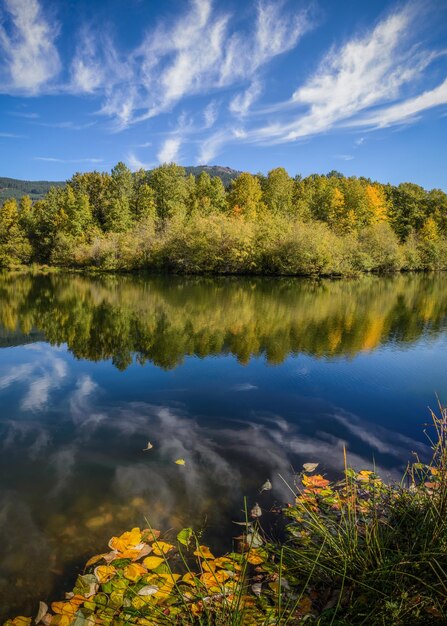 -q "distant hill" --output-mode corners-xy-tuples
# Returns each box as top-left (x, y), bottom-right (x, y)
(0, 166), (242, 203)
(0, 177), (65, 203)
(183, 165), (242, 187)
